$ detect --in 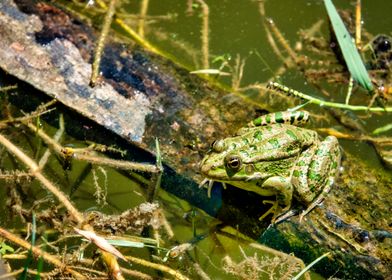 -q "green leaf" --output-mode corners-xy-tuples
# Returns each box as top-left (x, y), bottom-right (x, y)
(372, 123), (392, 135)
(324, 0), (373, 91)
(190, 69), (231, 76)
(292, 252), (331, 280)
(0, 242), (14, 255)
(106, 239), (145, 248)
